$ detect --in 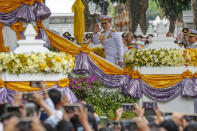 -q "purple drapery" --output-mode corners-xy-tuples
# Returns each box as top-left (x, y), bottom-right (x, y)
(37, 27), (51, 47)
(141, 80), (182, 101)
(0, 11), (17, 26)
(34, 2), (51, 21)
(0, 2), (51, 40)
(0, 85), (78, 104)
(74, 53), (126, 87)
(74, 53), (197, 102)
(16, 4), (35, 22)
